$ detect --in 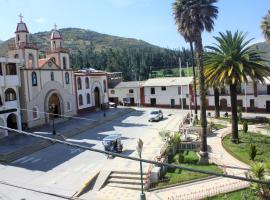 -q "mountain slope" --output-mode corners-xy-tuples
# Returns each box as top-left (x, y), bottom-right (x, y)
(0, 28), (161, 56)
